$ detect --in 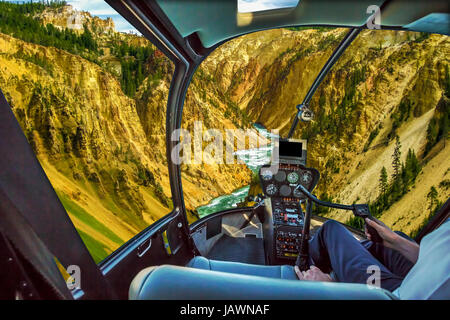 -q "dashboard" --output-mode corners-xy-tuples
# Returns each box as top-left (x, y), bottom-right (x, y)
(259, 162), (319, 262)
(259, 164), (319, 200)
